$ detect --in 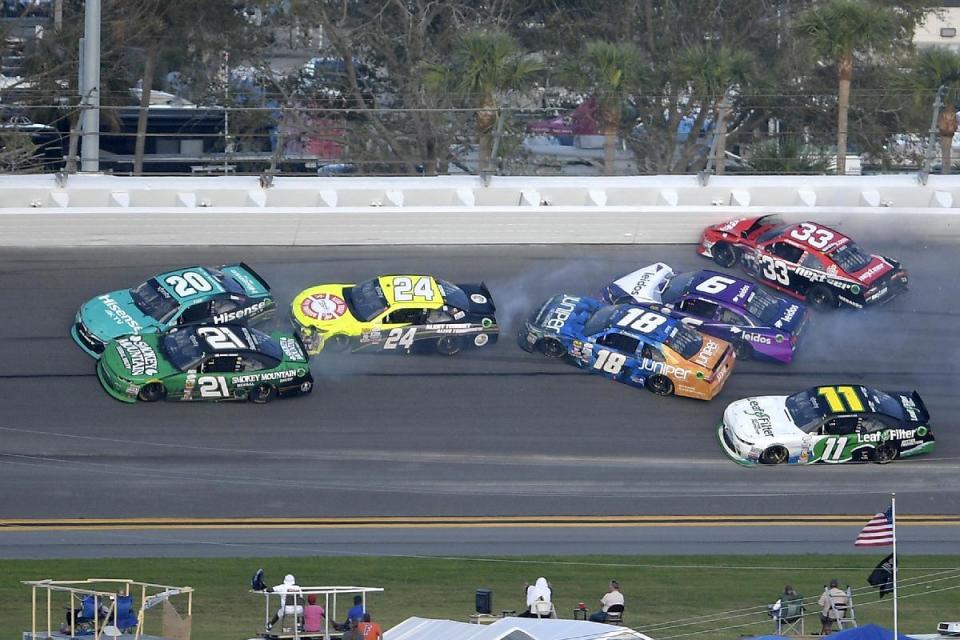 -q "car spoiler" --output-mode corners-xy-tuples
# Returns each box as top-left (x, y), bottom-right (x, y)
(479, 281), (496, 312)
(238, 262), (271, 292)
(907, 391), (931, 424)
